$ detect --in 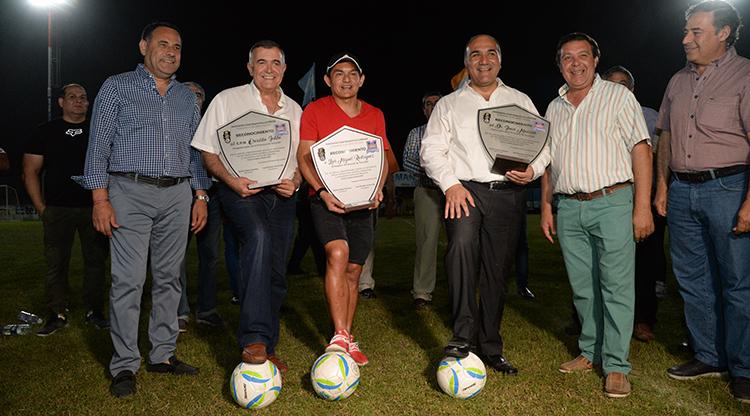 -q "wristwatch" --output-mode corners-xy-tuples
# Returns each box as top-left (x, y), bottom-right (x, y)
(195, 194), (210, 203)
